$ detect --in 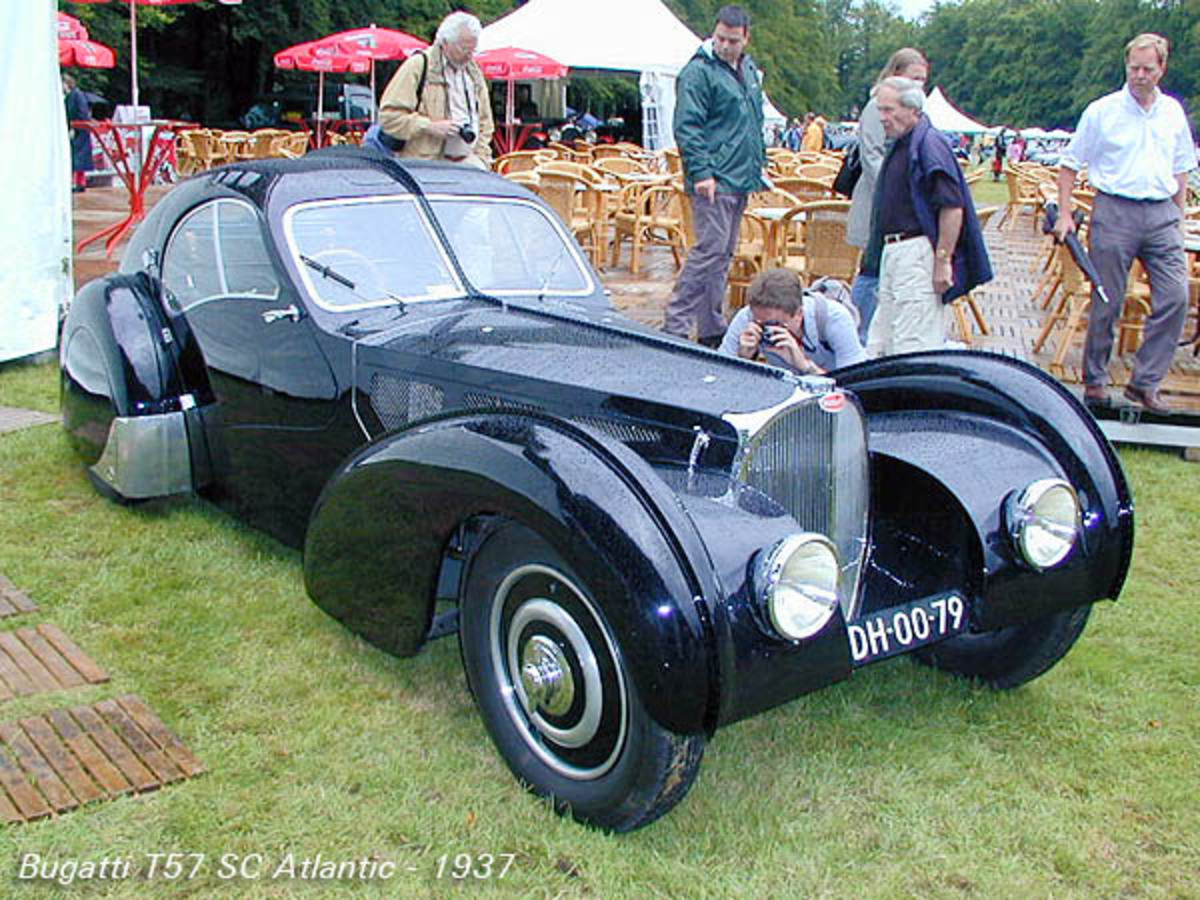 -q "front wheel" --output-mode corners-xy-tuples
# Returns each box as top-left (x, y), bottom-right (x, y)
(915, 605), (1092, 689)
(459, 520), (704, 832)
